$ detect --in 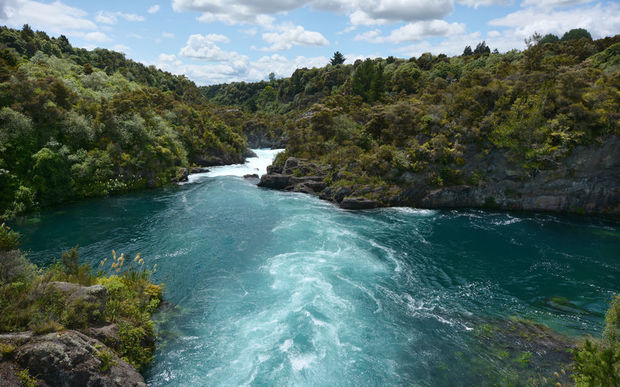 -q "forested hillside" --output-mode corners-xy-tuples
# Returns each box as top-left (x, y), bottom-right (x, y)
(0, 25), (250, 219)
(204, 31), (620, 214)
